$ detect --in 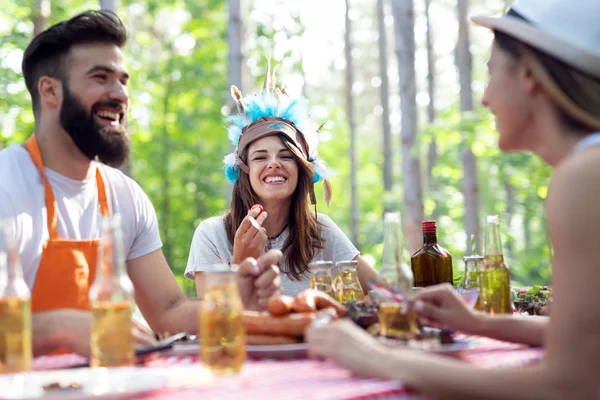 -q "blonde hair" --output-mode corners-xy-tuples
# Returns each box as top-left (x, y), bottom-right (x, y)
(494, 30), (600, 131)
